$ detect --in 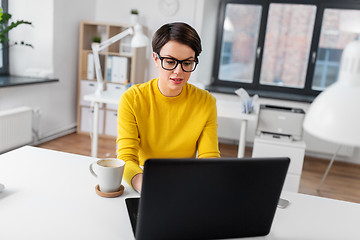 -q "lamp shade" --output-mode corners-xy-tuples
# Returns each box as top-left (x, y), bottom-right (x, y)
(303, 41), (360, 147)
(131, 24), (149, 48)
